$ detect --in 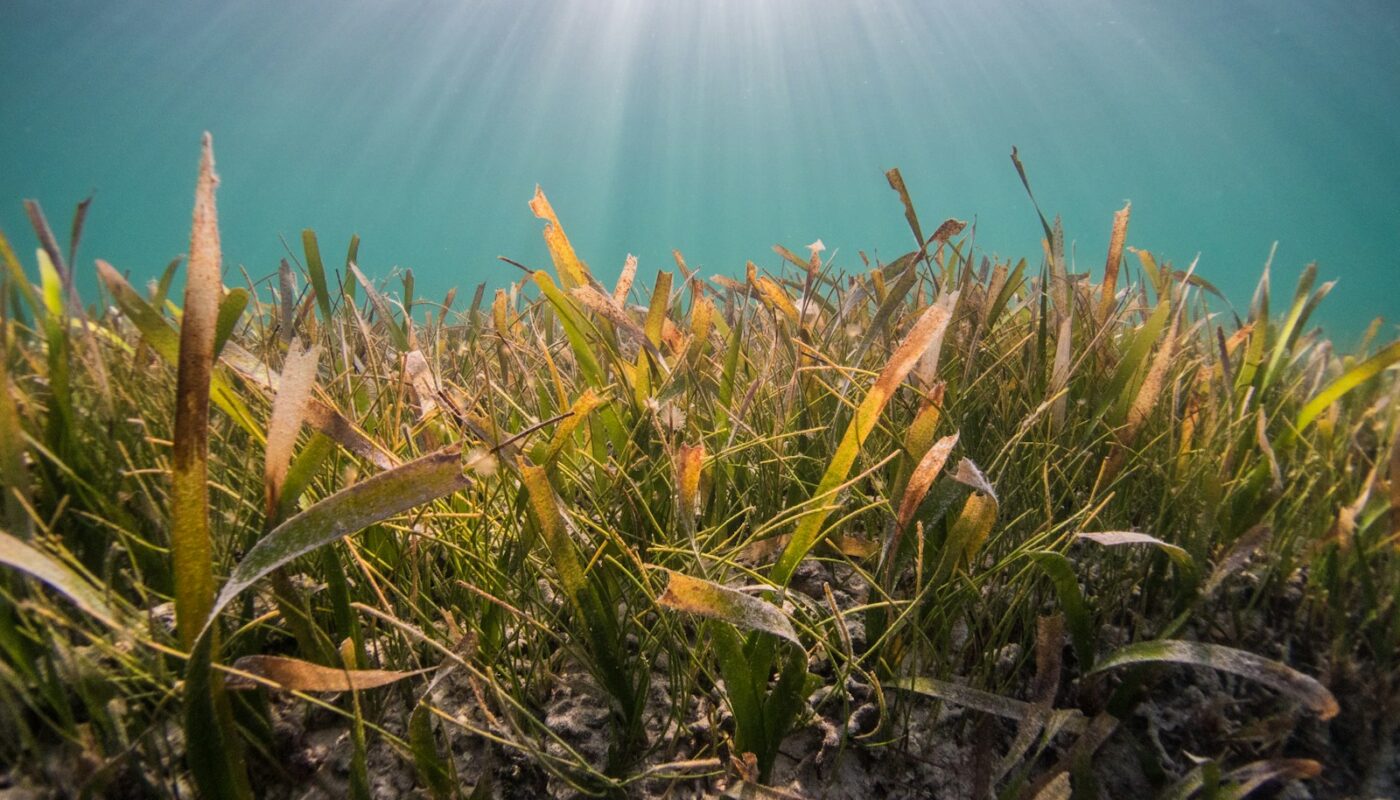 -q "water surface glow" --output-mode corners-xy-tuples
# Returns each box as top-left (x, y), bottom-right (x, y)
(3, 0), (1398, 336)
